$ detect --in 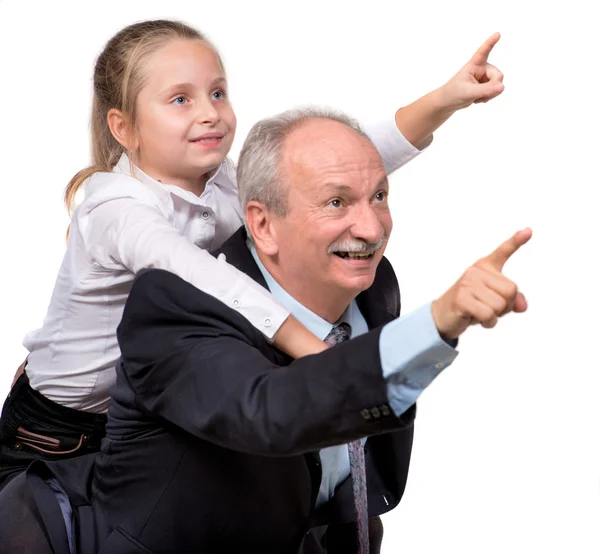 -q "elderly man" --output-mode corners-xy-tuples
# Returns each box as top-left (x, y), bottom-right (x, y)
(2, 108), (530, 554)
